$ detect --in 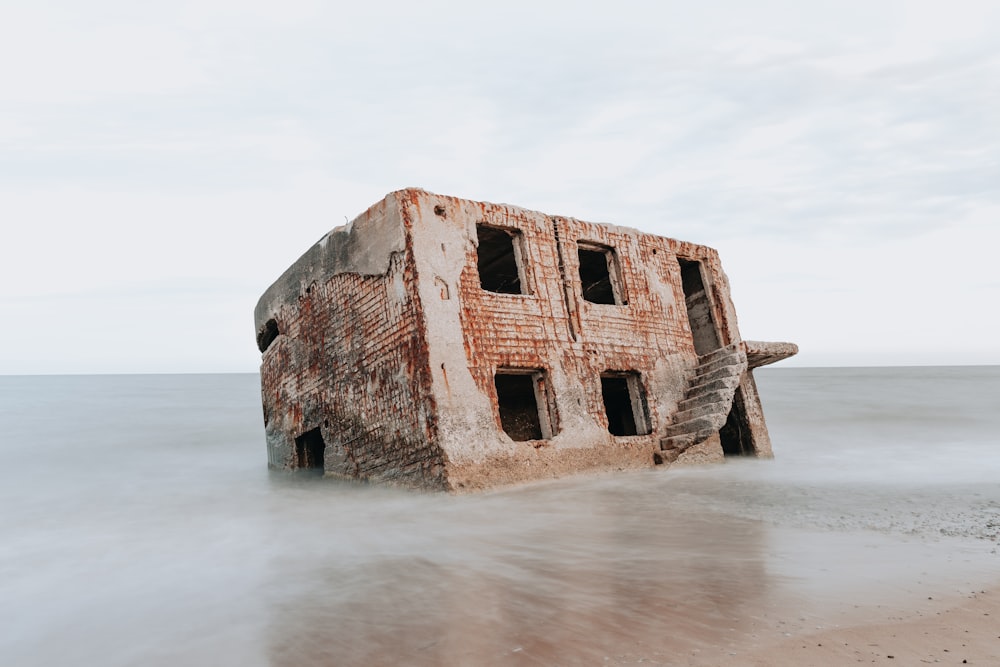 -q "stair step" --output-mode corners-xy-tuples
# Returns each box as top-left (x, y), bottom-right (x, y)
(678, 389), (730, 412)
(666, 414), (723, 437)
(672, 402), (721, 423)
(691, 364), (742, 384)
(698, 345), (739, 364)
(660, 428), (716, 452)
(660, 433), (697, 451)
(653, 448), (682, 465)
(687, 375), (742, 397)
(691, 355), (740, 378)
(658, 343), (747, 466)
